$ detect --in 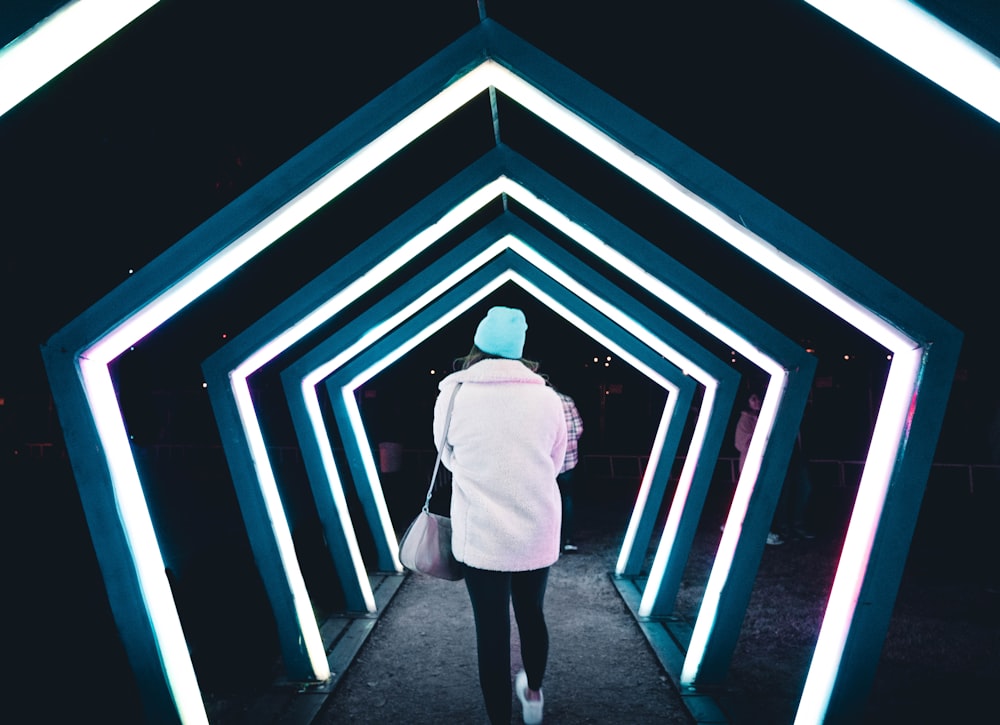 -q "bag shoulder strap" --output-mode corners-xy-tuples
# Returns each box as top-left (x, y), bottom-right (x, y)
(424, 382), (461, 511)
